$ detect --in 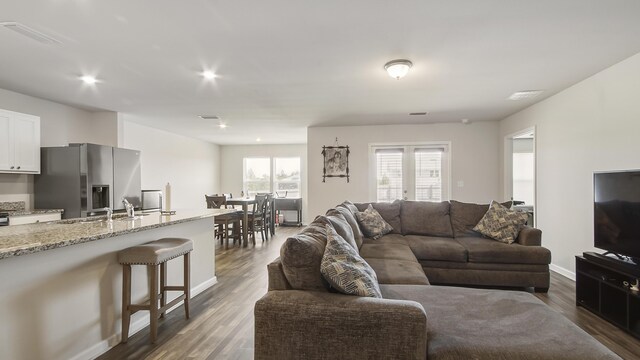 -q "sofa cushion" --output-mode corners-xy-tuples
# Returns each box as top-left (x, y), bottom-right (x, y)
(401, 201), (453, 237)
(280, 219), (330, 292)
(362, 233), (409, 246)
(450, 200), (512, 238)
(356, 204), (394, 240)
(473, 201), (528, 244)
(456, 237), (551, 265)
(380, 285), (620, 360)
(332, 206), (364, 248)
(404, 235), (468, 263)
(359, 243), (417, 262)
(354, 201), (402, 234)
(341, 200), (360, 216)
(321, 225), (382, 298)
(324, 211), (358, 251)
(365, 258), (430, 285)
